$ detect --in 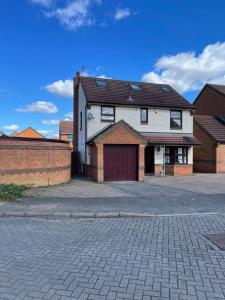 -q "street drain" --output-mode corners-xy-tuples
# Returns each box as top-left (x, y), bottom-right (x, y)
(205, 234), (225, 250)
